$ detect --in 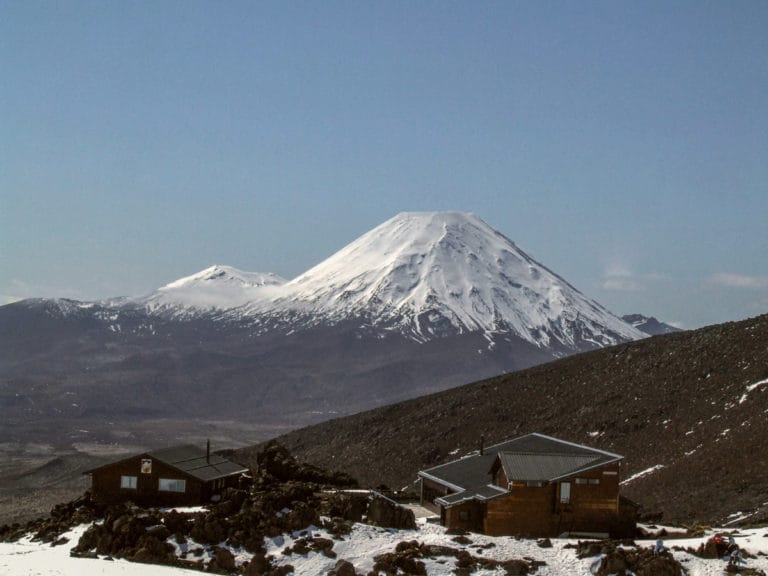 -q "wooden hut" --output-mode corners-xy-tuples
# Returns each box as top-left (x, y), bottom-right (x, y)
(418, 432), (636, 537)
(85, 443), (248, 507)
